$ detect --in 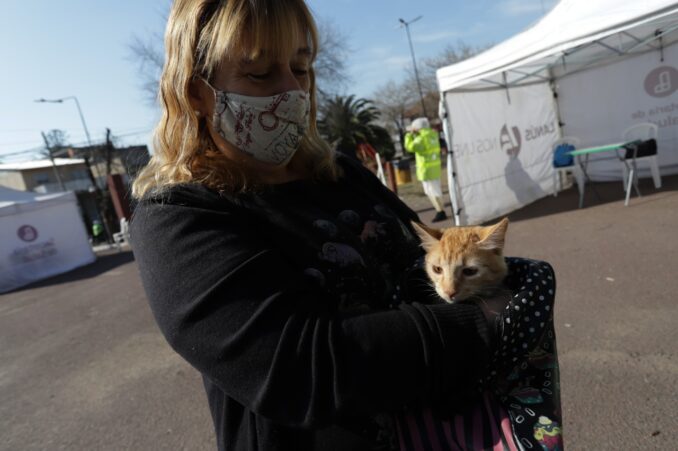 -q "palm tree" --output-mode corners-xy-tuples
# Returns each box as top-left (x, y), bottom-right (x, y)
(318, 95), (395, 161)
